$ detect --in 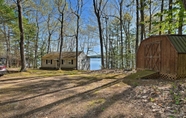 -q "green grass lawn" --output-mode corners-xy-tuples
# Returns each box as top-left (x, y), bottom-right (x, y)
(4, 68), (126, 80)
(4, 68), (81, 78)
(125, 70), (158, 79)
